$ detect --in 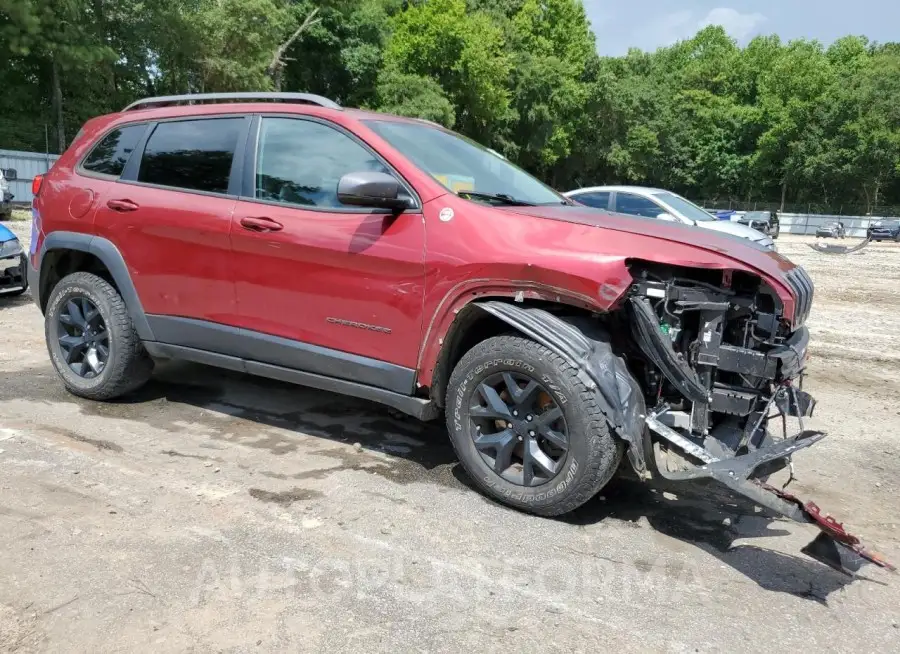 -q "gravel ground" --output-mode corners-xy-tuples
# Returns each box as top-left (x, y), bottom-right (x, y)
(1, 224), (899, 653)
